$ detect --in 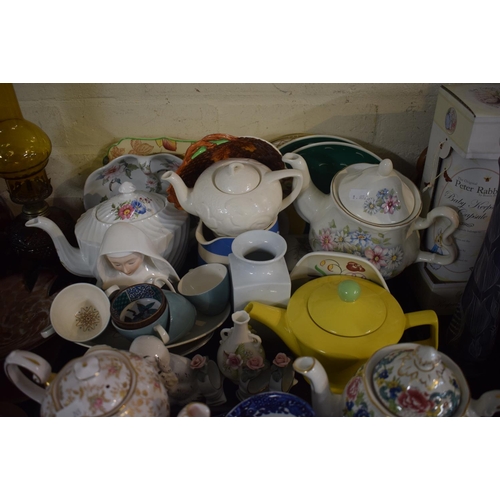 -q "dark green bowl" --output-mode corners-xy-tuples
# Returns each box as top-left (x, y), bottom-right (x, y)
(290, 141), (381, 194)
